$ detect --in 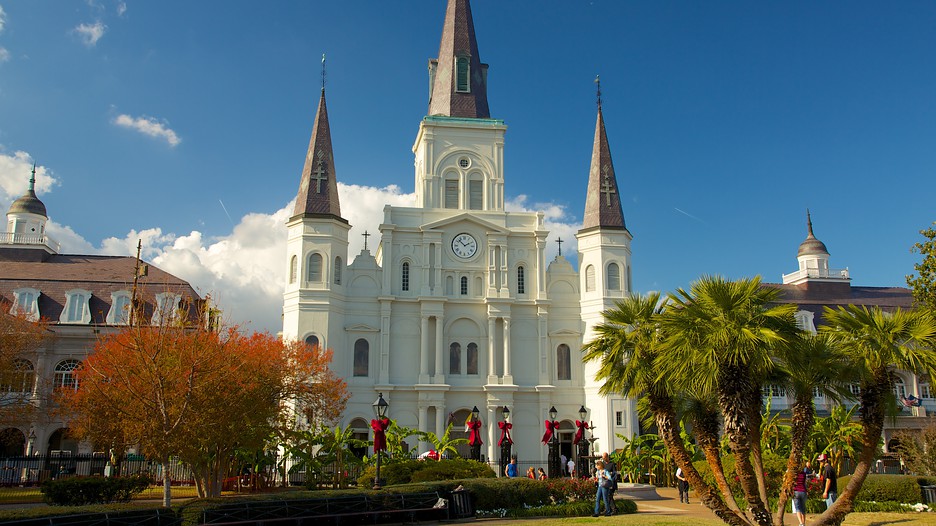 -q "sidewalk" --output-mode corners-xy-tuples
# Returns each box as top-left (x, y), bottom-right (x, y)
(630, 486), (811, 524)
